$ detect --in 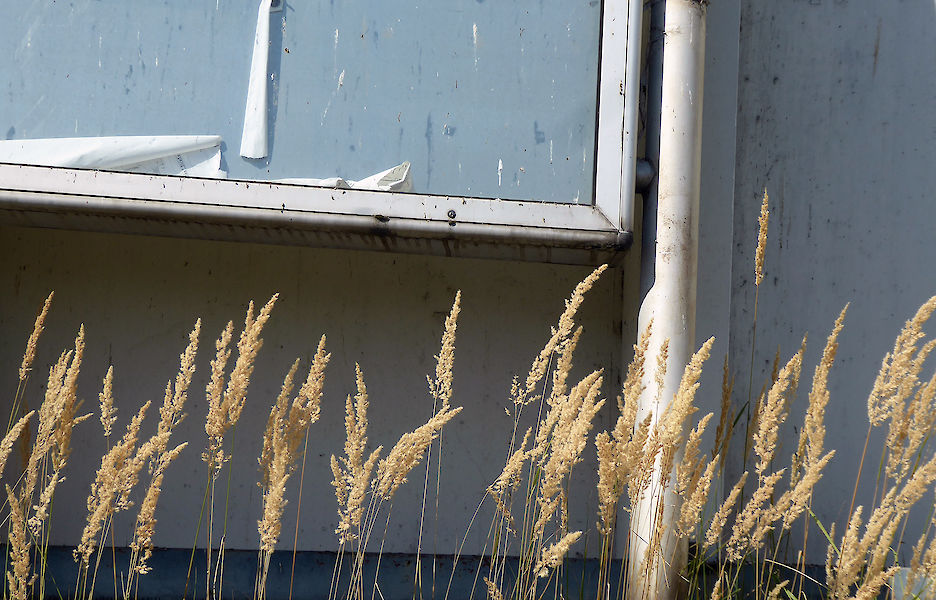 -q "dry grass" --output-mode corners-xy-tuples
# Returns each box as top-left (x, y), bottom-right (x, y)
(5, 224), (936, 600)
(205, 295), (278, 475)
(755, 189), (769, 287)
(330, 364), (382, 545)
(255, 336), (329, 600)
